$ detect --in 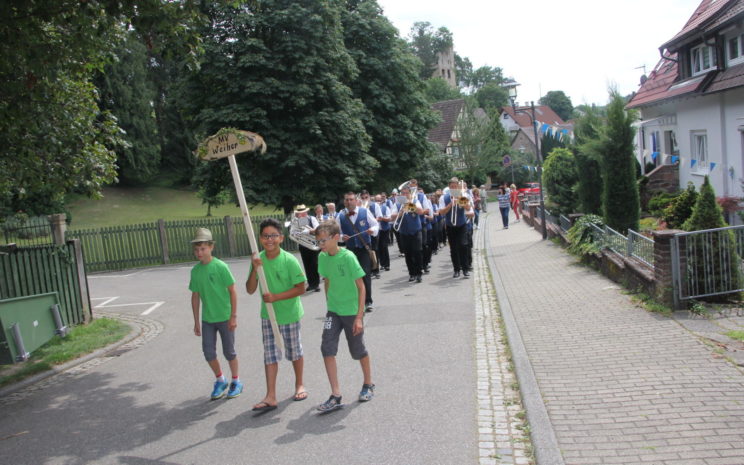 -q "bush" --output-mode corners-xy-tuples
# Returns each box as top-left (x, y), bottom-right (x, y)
(646, 191), (677, 218)
(662, 182), (696, 229)
(542, 147), (578, 215)
(567, 214), (605, 255)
